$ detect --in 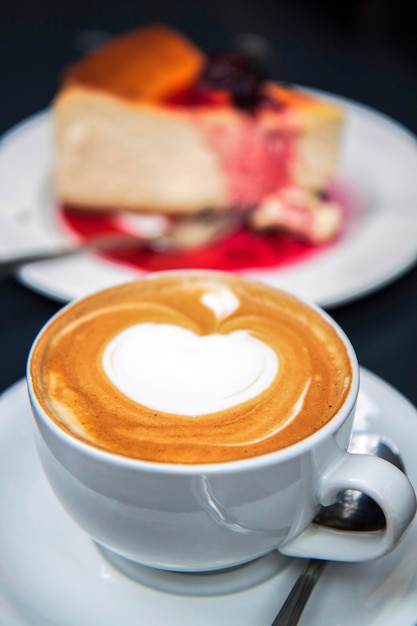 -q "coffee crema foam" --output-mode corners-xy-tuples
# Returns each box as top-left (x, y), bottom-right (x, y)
(30, 274), (352, 463)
